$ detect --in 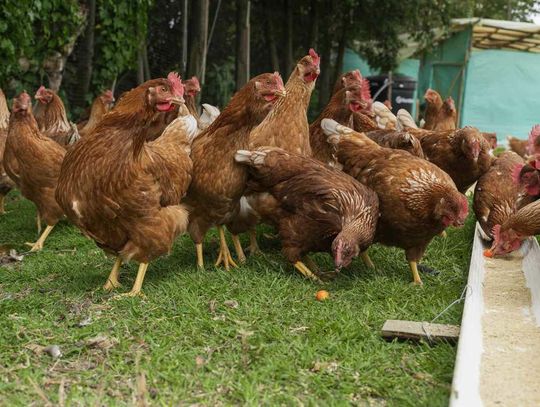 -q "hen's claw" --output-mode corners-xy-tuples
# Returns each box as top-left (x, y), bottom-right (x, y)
(103, 257), (123, 291)
(215, 226), (238, 270)
(25, 225), (55, 252)
(294, 261), (323, 283)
